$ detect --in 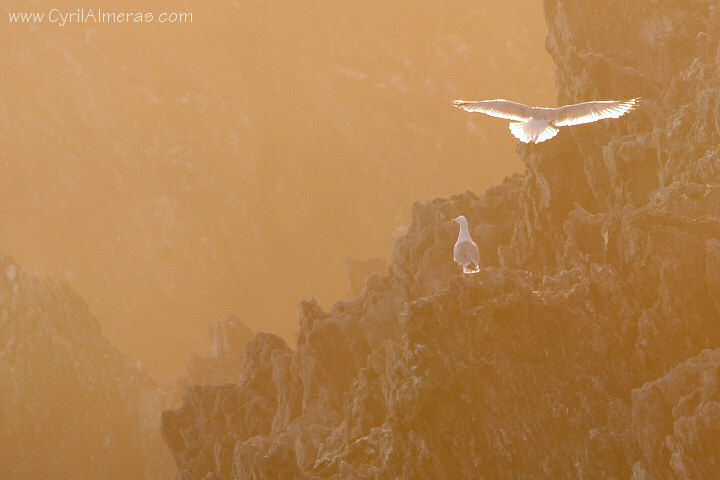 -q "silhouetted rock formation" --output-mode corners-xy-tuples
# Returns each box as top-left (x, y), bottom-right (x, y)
(0, 254), (174, 479)
(162, 0), (720, 478)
